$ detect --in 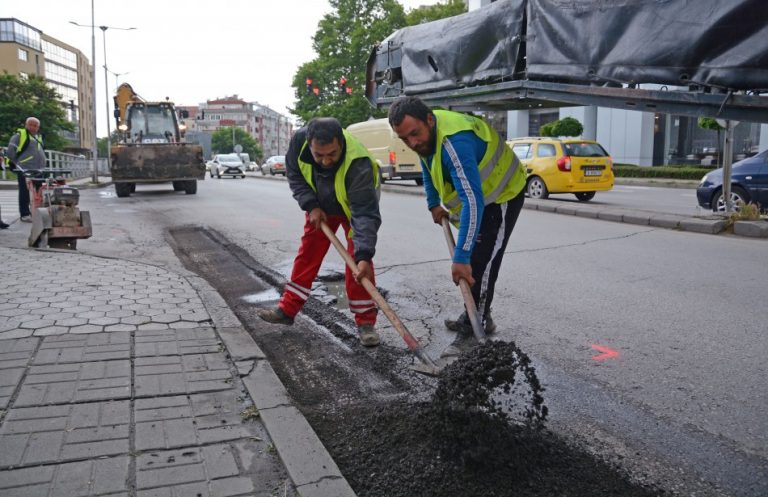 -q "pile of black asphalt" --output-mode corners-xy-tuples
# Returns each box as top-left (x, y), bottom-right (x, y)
(308, 341), (666, 497)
